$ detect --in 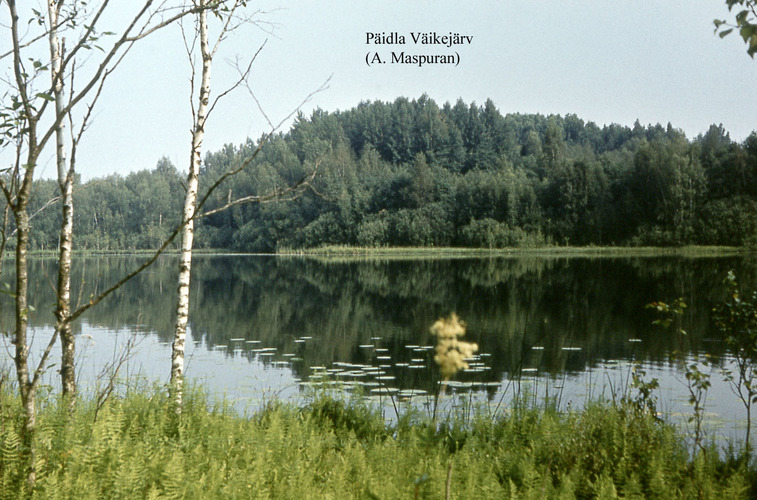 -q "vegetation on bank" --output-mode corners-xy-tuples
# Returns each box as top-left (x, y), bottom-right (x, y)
(14, 244), (751, 260)
(279, 244), (750, 258)
(0, 383), (754, 499)
(11, 96), (757, 253)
